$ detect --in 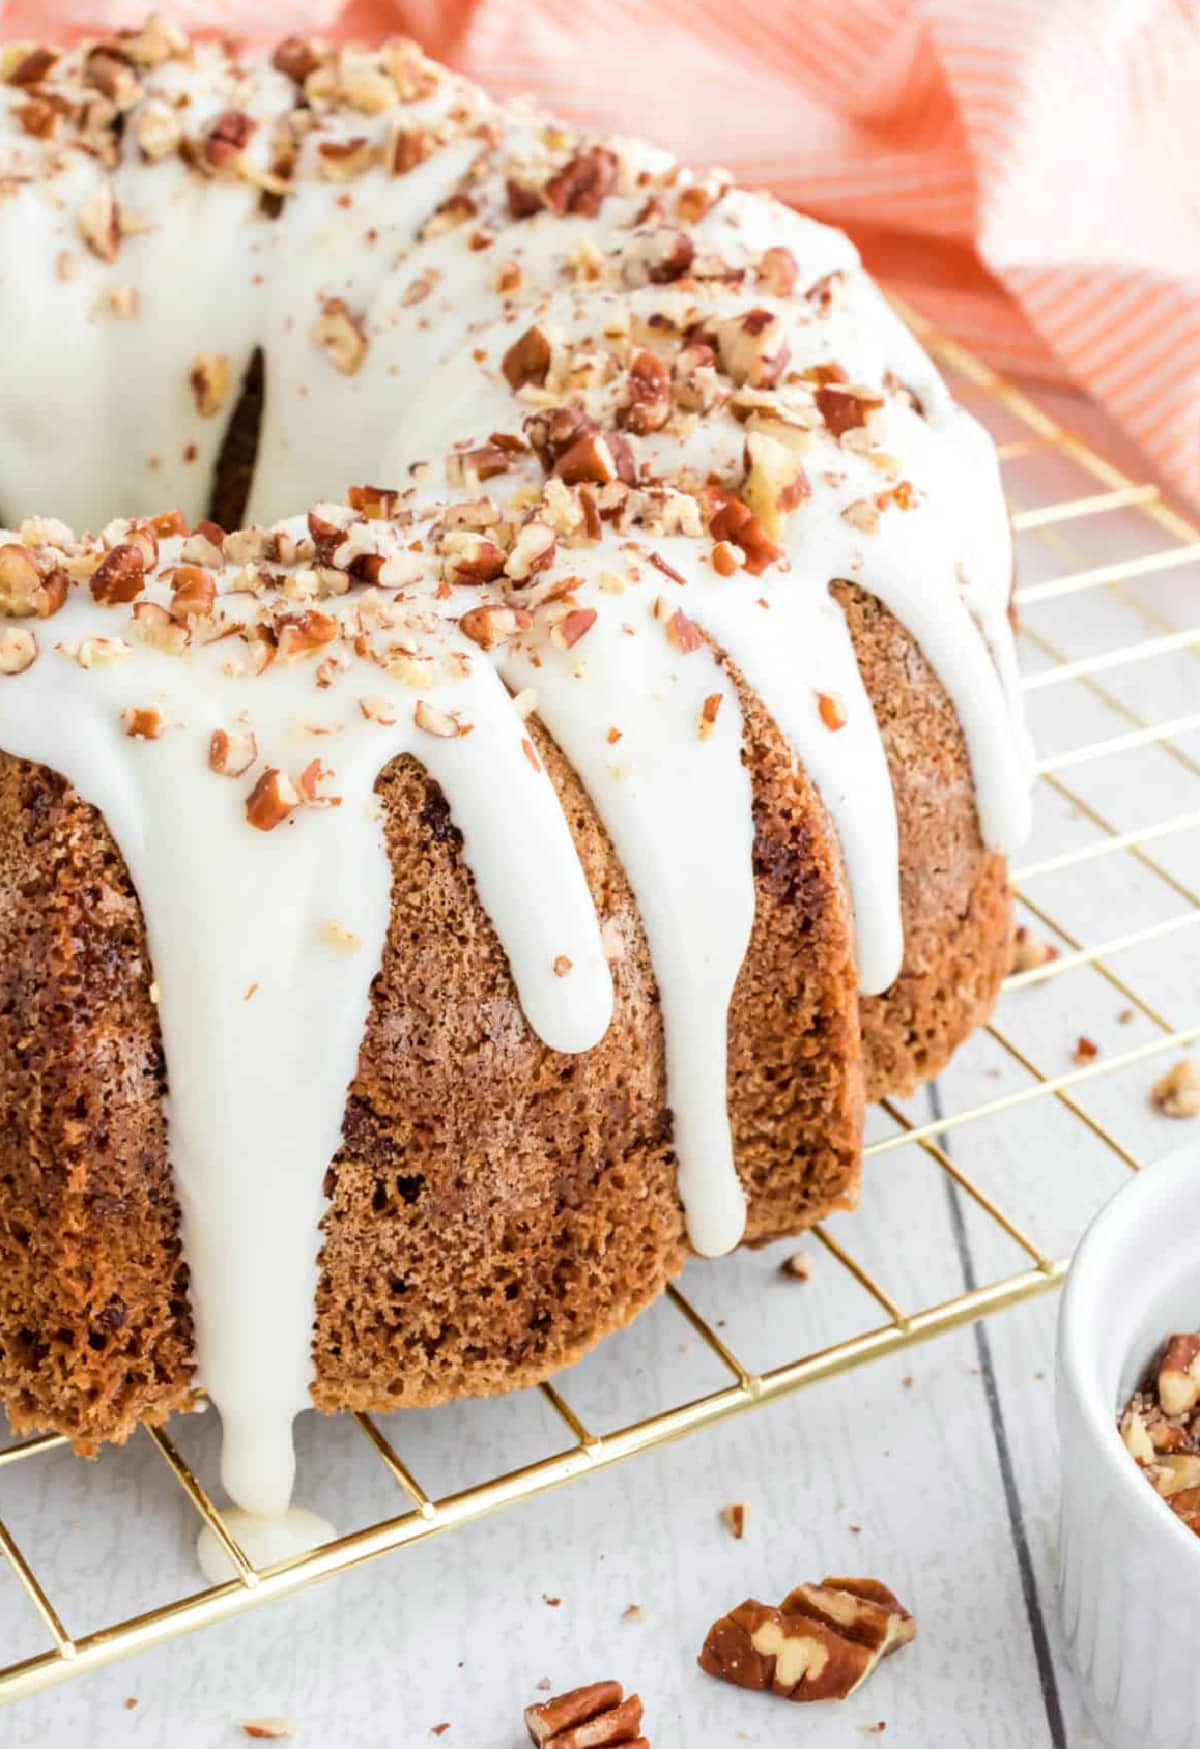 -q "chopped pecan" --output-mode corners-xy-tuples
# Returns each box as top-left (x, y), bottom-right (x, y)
(505, 521), (557, 583)
(190, 351), (232, 419)
(817, 691), (847, 731)
(720, 1502), (749, 1539)
(621, 227), (695, 286)
(245, 768), (299, 831)
(78, 183), (120, 262)
(121, 706), (163, 741)
(414, 699), (471, 739)
(743, 430), (809, 538)
(1159, 1334), (1200, 1418)
(393, 126), (436, 174)
(91, 543), (146, 606)
(272, 35), (320, 83)
(458, 603), (529, 650)
(169, 566), (217, 619)
(275, 609), (338, 661)
(717, 308), (790, 390)
(619, 350), (672, 435)
(757, 246), (798, 296)
(524, 1680), (646, 1748)
(502, 325), (553, 392)
(131, 600), (190, 655)
(708, 493), (782, 576)
(699, 1578), (914, 1706)
(816, 383), (885, 438)
(209, 726), (258, 777)
(443, 533), (507, 585)
(0, 627), (37, 675)
(312, 298), (368, 375)
(544, 146), (617, 218)
(6, 46), (59, 87)
(203, 109), (256, 171)
(0, 544), (66, 619)
(1151, 1059), (1200, 1119)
